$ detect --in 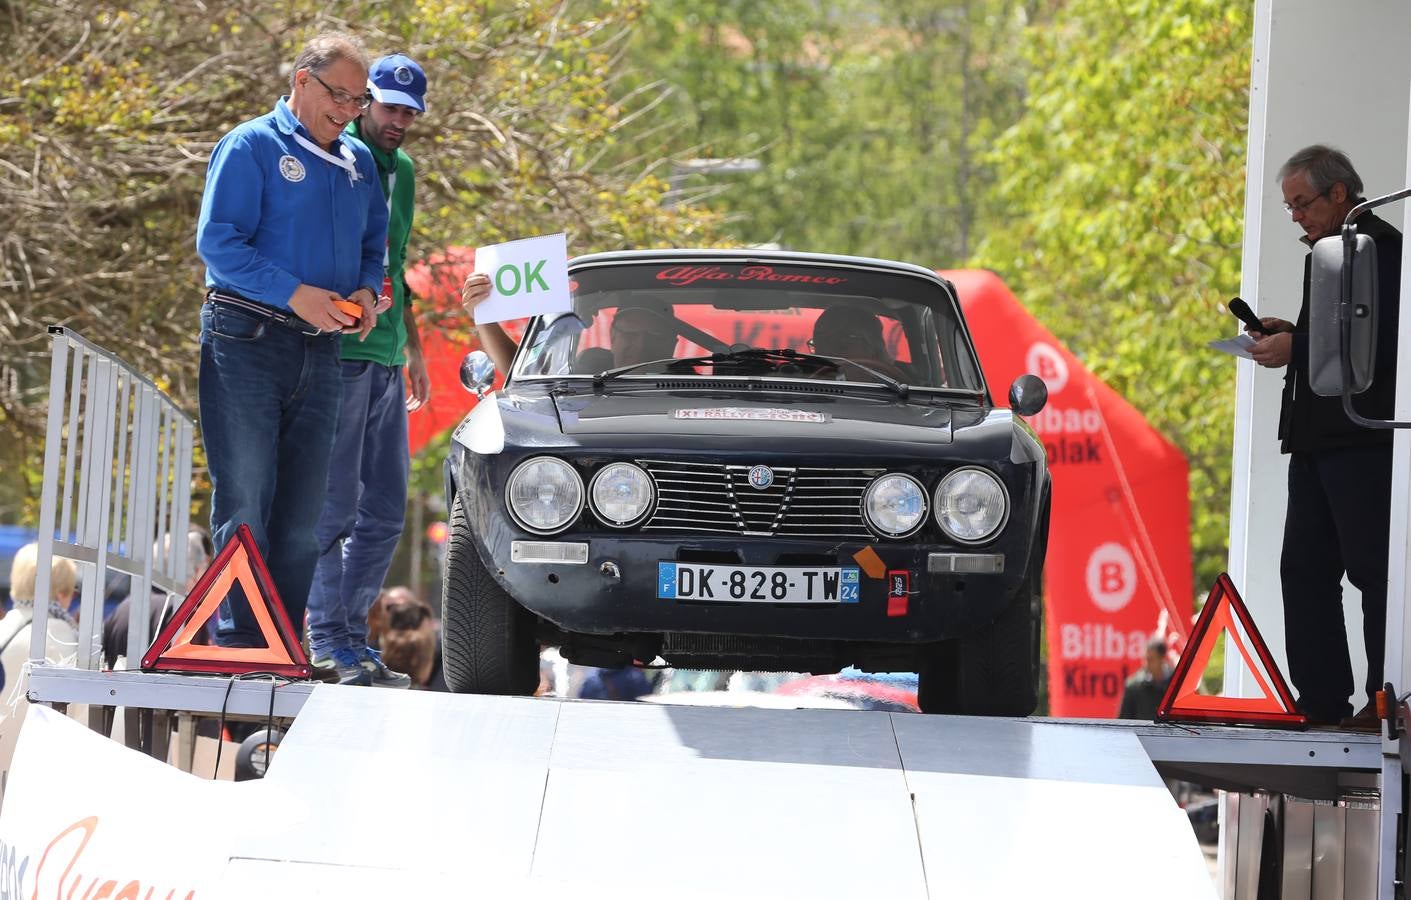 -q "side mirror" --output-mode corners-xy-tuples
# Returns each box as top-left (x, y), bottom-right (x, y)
(1009, 374), (1048, 417)
(460, 350), (497, 399)
(1308, 232), (1378, 397)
